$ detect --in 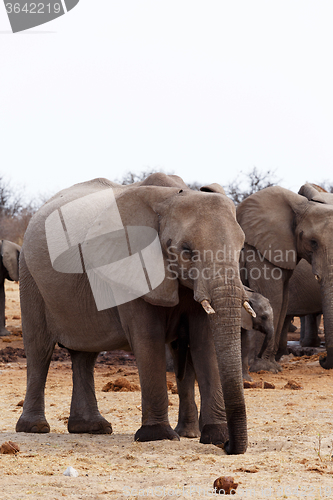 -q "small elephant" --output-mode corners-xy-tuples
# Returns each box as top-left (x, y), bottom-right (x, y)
(168, 287), (273, 438)
(241, 288), (274, 379)
(0, 239), (20, 336)
(17, 173), (250, 454)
